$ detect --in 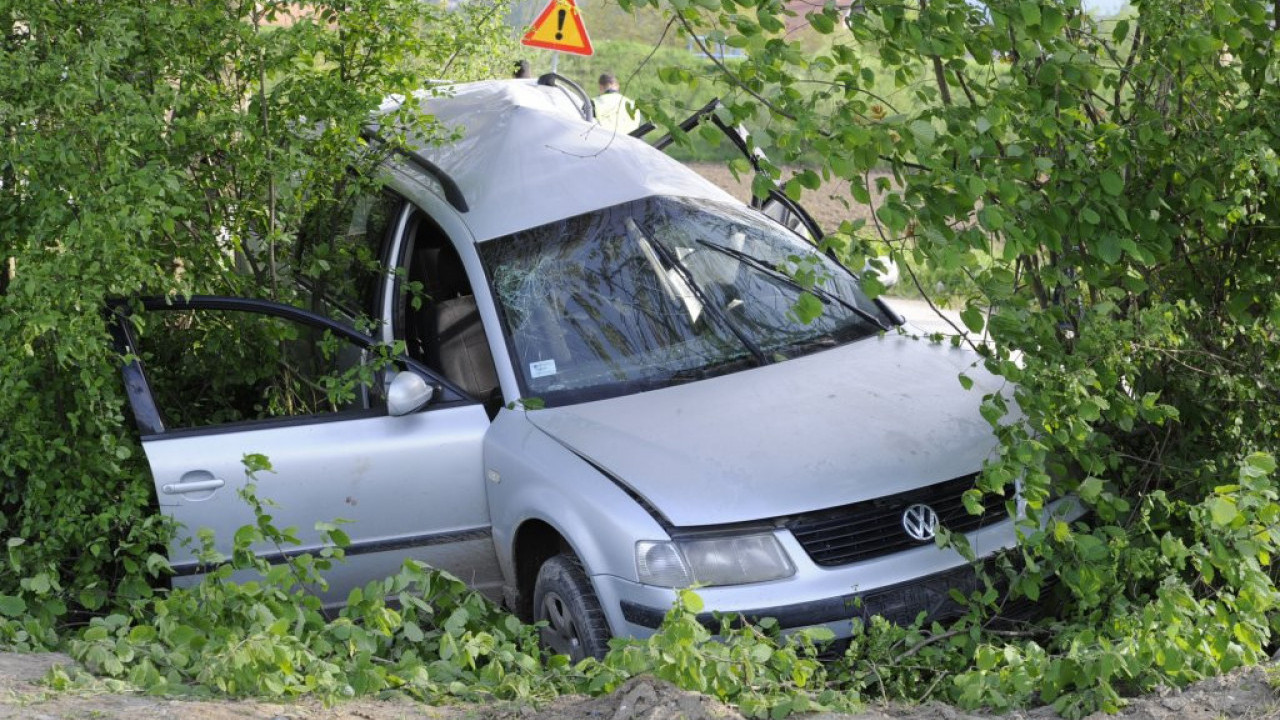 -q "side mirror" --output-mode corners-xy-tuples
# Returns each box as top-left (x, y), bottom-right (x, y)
(387, 371), (434, 416)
